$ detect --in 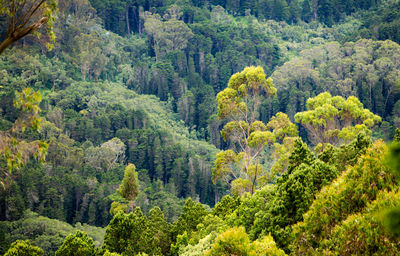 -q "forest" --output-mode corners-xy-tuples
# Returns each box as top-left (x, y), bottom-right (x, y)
(0, 0), (400, 255)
